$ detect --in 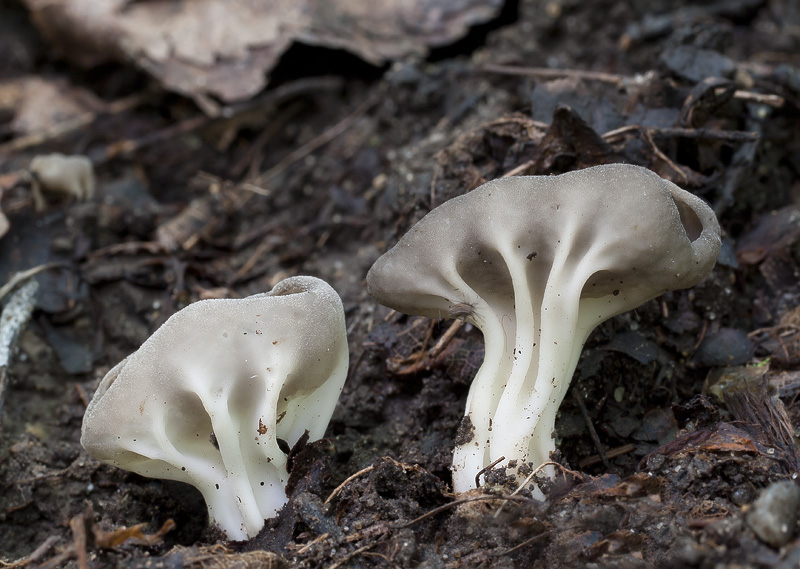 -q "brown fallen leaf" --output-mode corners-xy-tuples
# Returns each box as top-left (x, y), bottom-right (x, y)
(0, 76), (102, 136)
(699, 423), (760, 454)
(24, 0), (503, 105)
(93, 519), (176, 548)
(33, 510), (175, 569)
(640, 422), (760, 468)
